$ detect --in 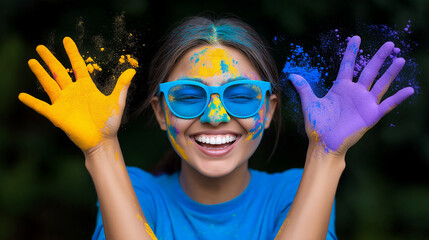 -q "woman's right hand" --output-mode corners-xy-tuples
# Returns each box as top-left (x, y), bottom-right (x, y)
(19, 37), (135, 152)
